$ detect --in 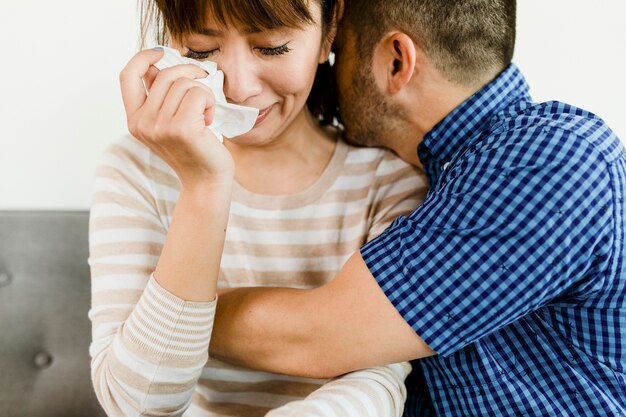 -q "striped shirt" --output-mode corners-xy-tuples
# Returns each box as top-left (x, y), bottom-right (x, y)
(89, 134), (428, 416)
(361, 64), (626, 416)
